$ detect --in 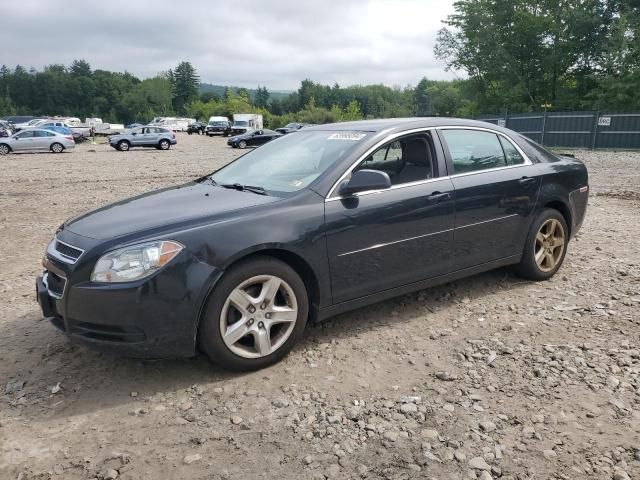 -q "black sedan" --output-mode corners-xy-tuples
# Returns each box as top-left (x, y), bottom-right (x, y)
(275, 122), (313, 135)
(36, 118), (588, 371)
(187, 122), (207, 135)
(227, 129), (283, 148)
